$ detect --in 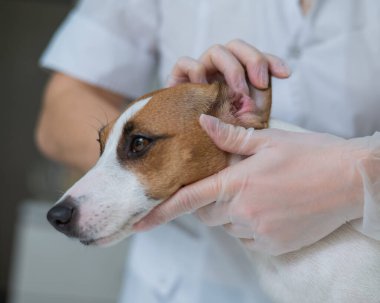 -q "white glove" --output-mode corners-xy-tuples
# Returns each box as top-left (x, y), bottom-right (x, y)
(349, 132), (380, 240)
(134, 115), (380, 255)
